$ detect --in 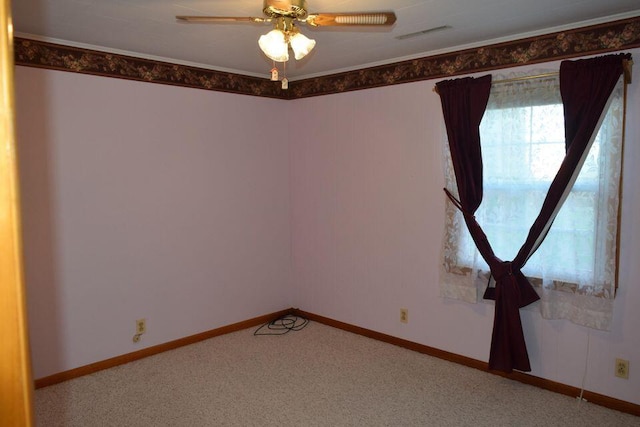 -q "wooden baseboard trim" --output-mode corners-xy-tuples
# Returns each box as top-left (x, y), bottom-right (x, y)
(34, 307), (640, 417)
(293, 309), (640, 417)
(34, 309), (292, 389)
